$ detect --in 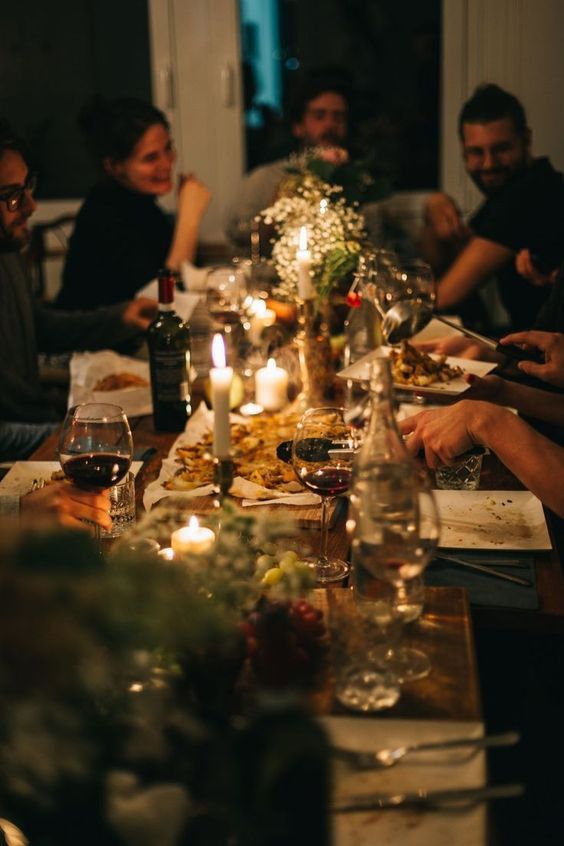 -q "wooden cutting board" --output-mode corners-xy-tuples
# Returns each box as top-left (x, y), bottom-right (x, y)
(180, 493), (343, 528)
